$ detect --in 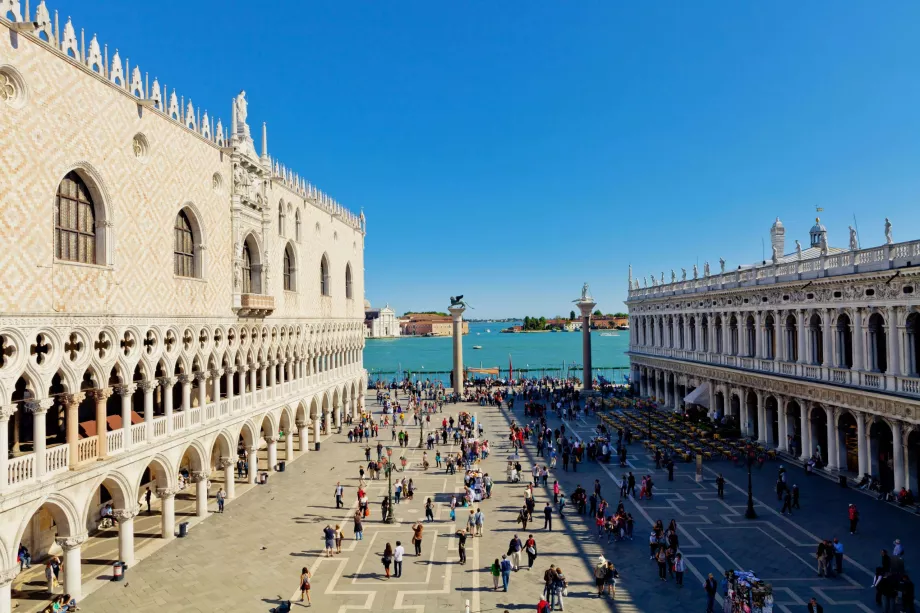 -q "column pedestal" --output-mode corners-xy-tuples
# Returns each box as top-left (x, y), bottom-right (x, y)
(114, 508), (139, 566)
